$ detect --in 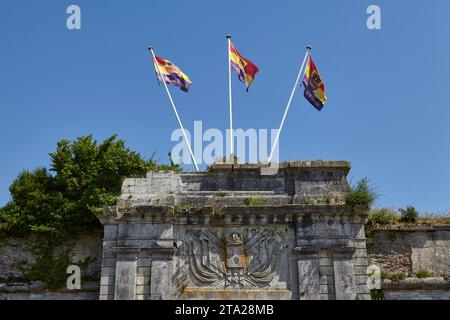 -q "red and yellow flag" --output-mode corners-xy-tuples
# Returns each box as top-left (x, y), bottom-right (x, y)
(302, 55), (327, 111)
(229, 42), (259, 91)
(151, 53), (192, 92)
